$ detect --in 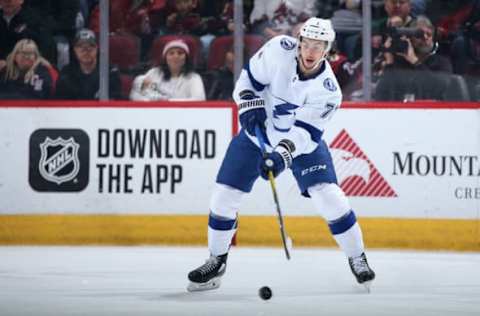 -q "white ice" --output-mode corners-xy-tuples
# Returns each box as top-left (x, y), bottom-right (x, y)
(1, 246), (479, 316)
